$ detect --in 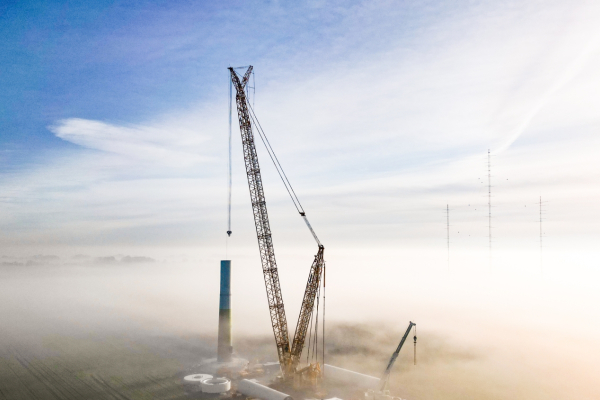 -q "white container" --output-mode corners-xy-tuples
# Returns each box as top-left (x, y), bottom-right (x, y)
(237, 379), (293, 400)
(201, 377), (231, 393)
(323, 364), (380, 389)
(183, 373), (213, 384)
